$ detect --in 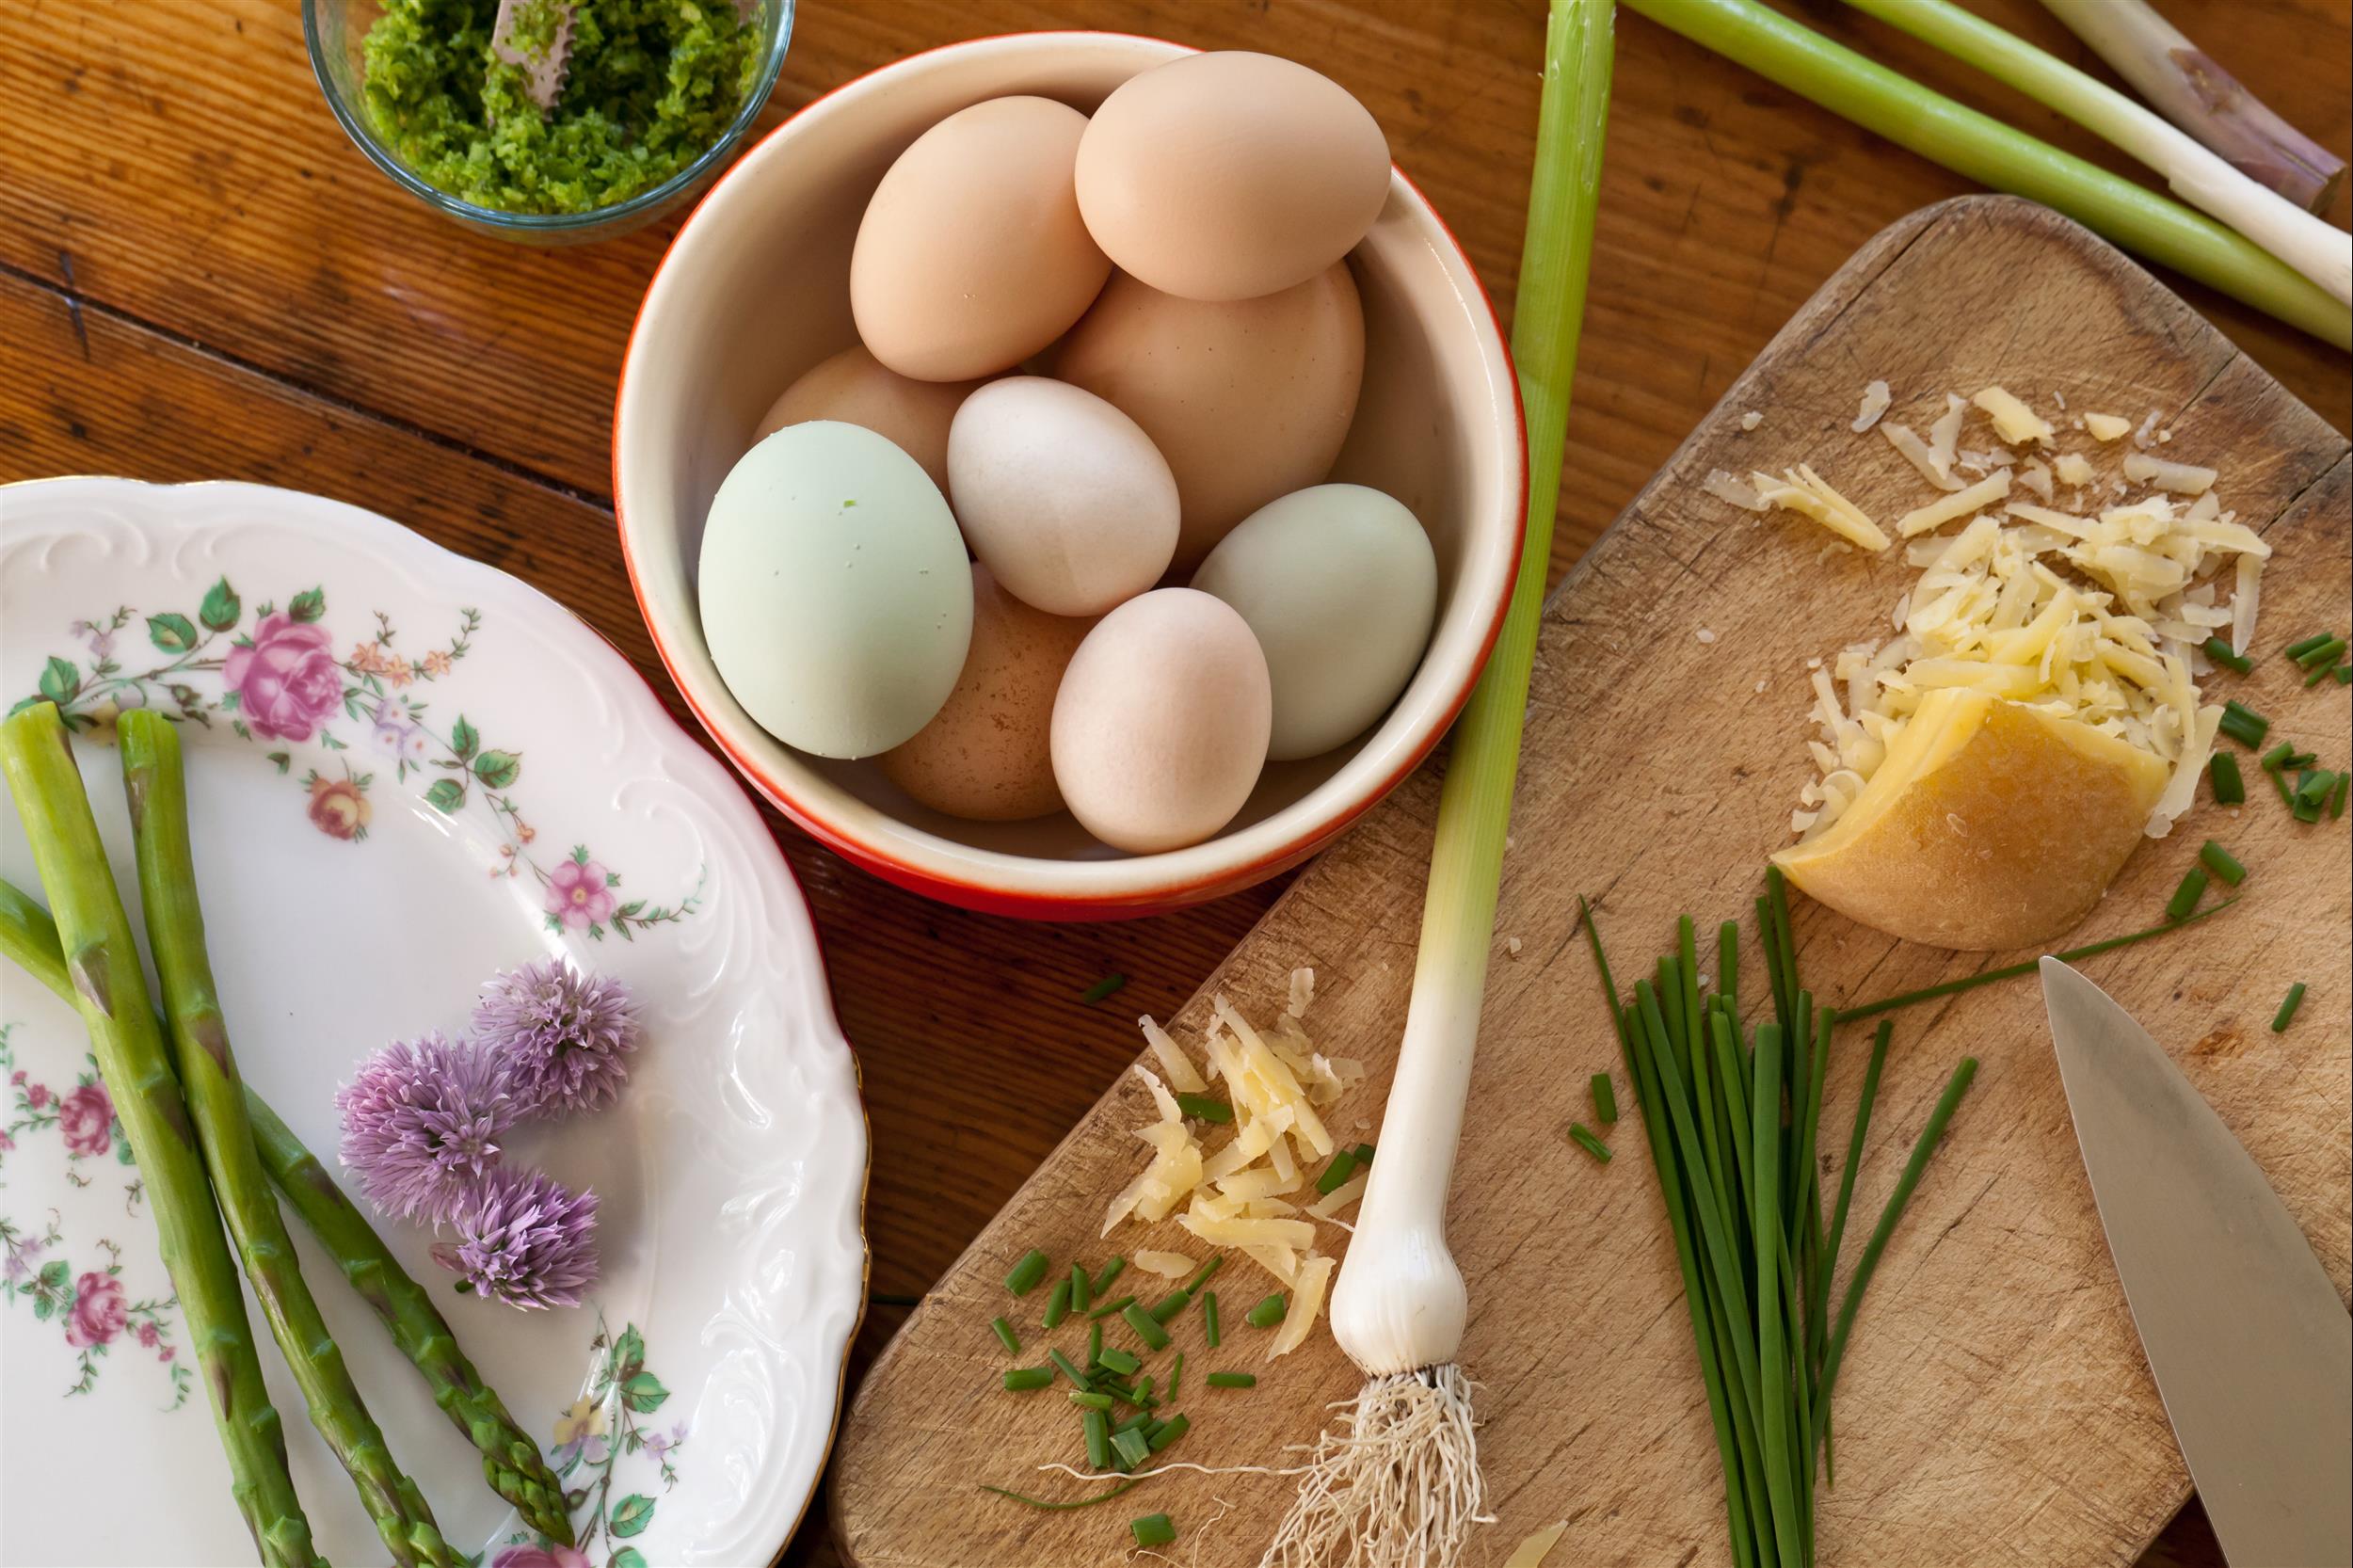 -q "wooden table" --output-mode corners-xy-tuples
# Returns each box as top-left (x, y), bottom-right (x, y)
(2, 2), (2343, 1562)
